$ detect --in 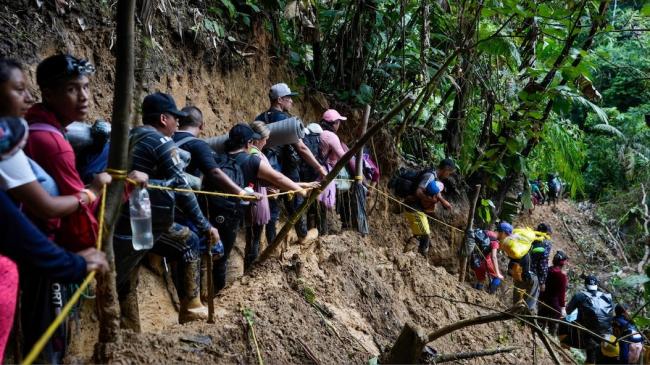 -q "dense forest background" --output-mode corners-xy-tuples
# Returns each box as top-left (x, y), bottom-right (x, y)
(185, 0), (650, 324)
